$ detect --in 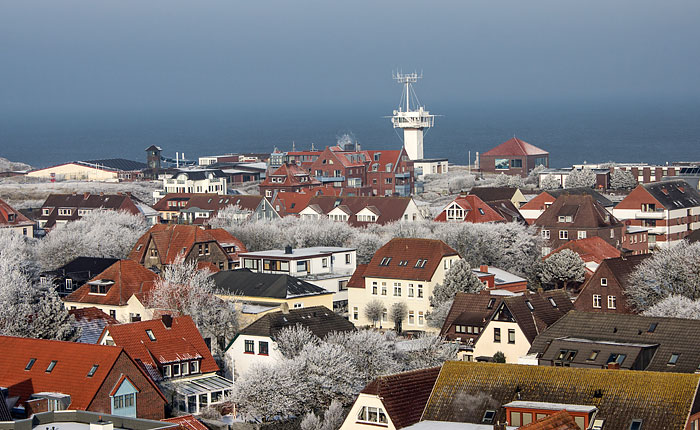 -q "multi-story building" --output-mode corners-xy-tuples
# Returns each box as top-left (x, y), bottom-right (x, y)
(612, 179), (700, 249)
(37, 192), (155, 230)
(0, 198), (34, 236)
(152, 193), (279, 224)
(239, 246), (356, 310)
(347, 238), (461, 331)
(479, 137), (549, 177)
(153, 169), (228, 202)
(259, 163), (322, 198)
(519, 188), (613, 224)
(298, 195), (425, 225)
